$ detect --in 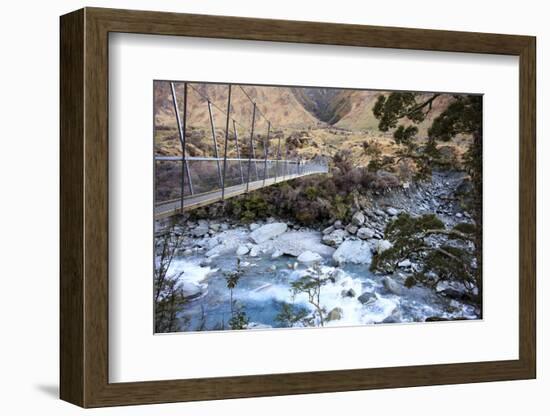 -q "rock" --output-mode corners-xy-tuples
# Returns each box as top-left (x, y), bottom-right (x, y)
(322, 225), (335, 235)
(375, 239), (393, 254)
(357, 291), (376, 304)
(236, 245), (250, 256)
(397, 259), (412, 268)
(297, 250), (323, 264)
(341, 288), (356, 298)
(322, 229), (347, 247)
(180, 282), (205, 300)
(327, 307), (343, 321)
(271, 249), (283, 259)
(192, 224), (209, 237)
(249, 223), (288, 244)
(249, 245), (261, 257)
(183, 248), (193, 256)
(332, 240), (372, 265)
(382, 276), (405, 296)
(209, 223), (221, 232)
(455, 212), (463, 218)
(351, 211), (366, 226)
(199, 258), (212, 267)
(386, 207), (399, 216)
(345, 224), (358, 235)
(333, 220), (344, 229)
(268, 265), (277, 272)
(220, 223), (229, 231)
(271, 231), (335, 257)
(386, 306), (402, 323)
(375, 209), (385, 217)
(249, 223), (260, 231)
(357, 227), (375, 240)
